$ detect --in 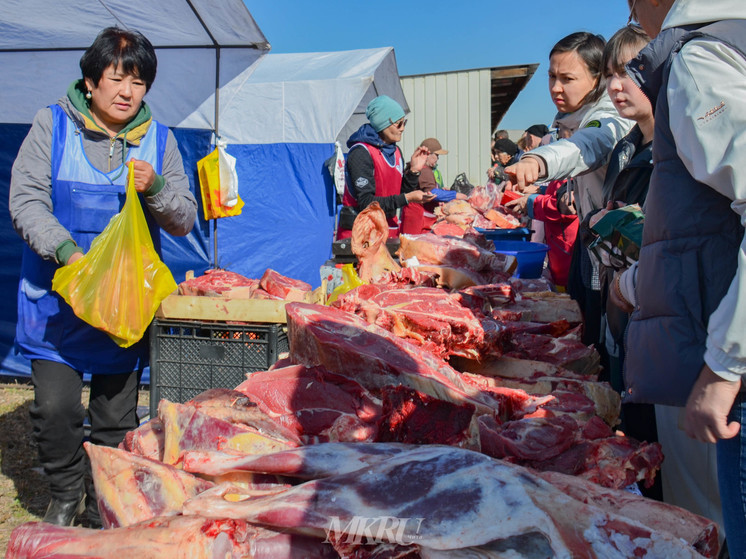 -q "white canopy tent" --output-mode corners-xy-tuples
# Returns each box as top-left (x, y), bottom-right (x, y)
(0, 0), (270, 129)
(177, 47), (409, 146)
